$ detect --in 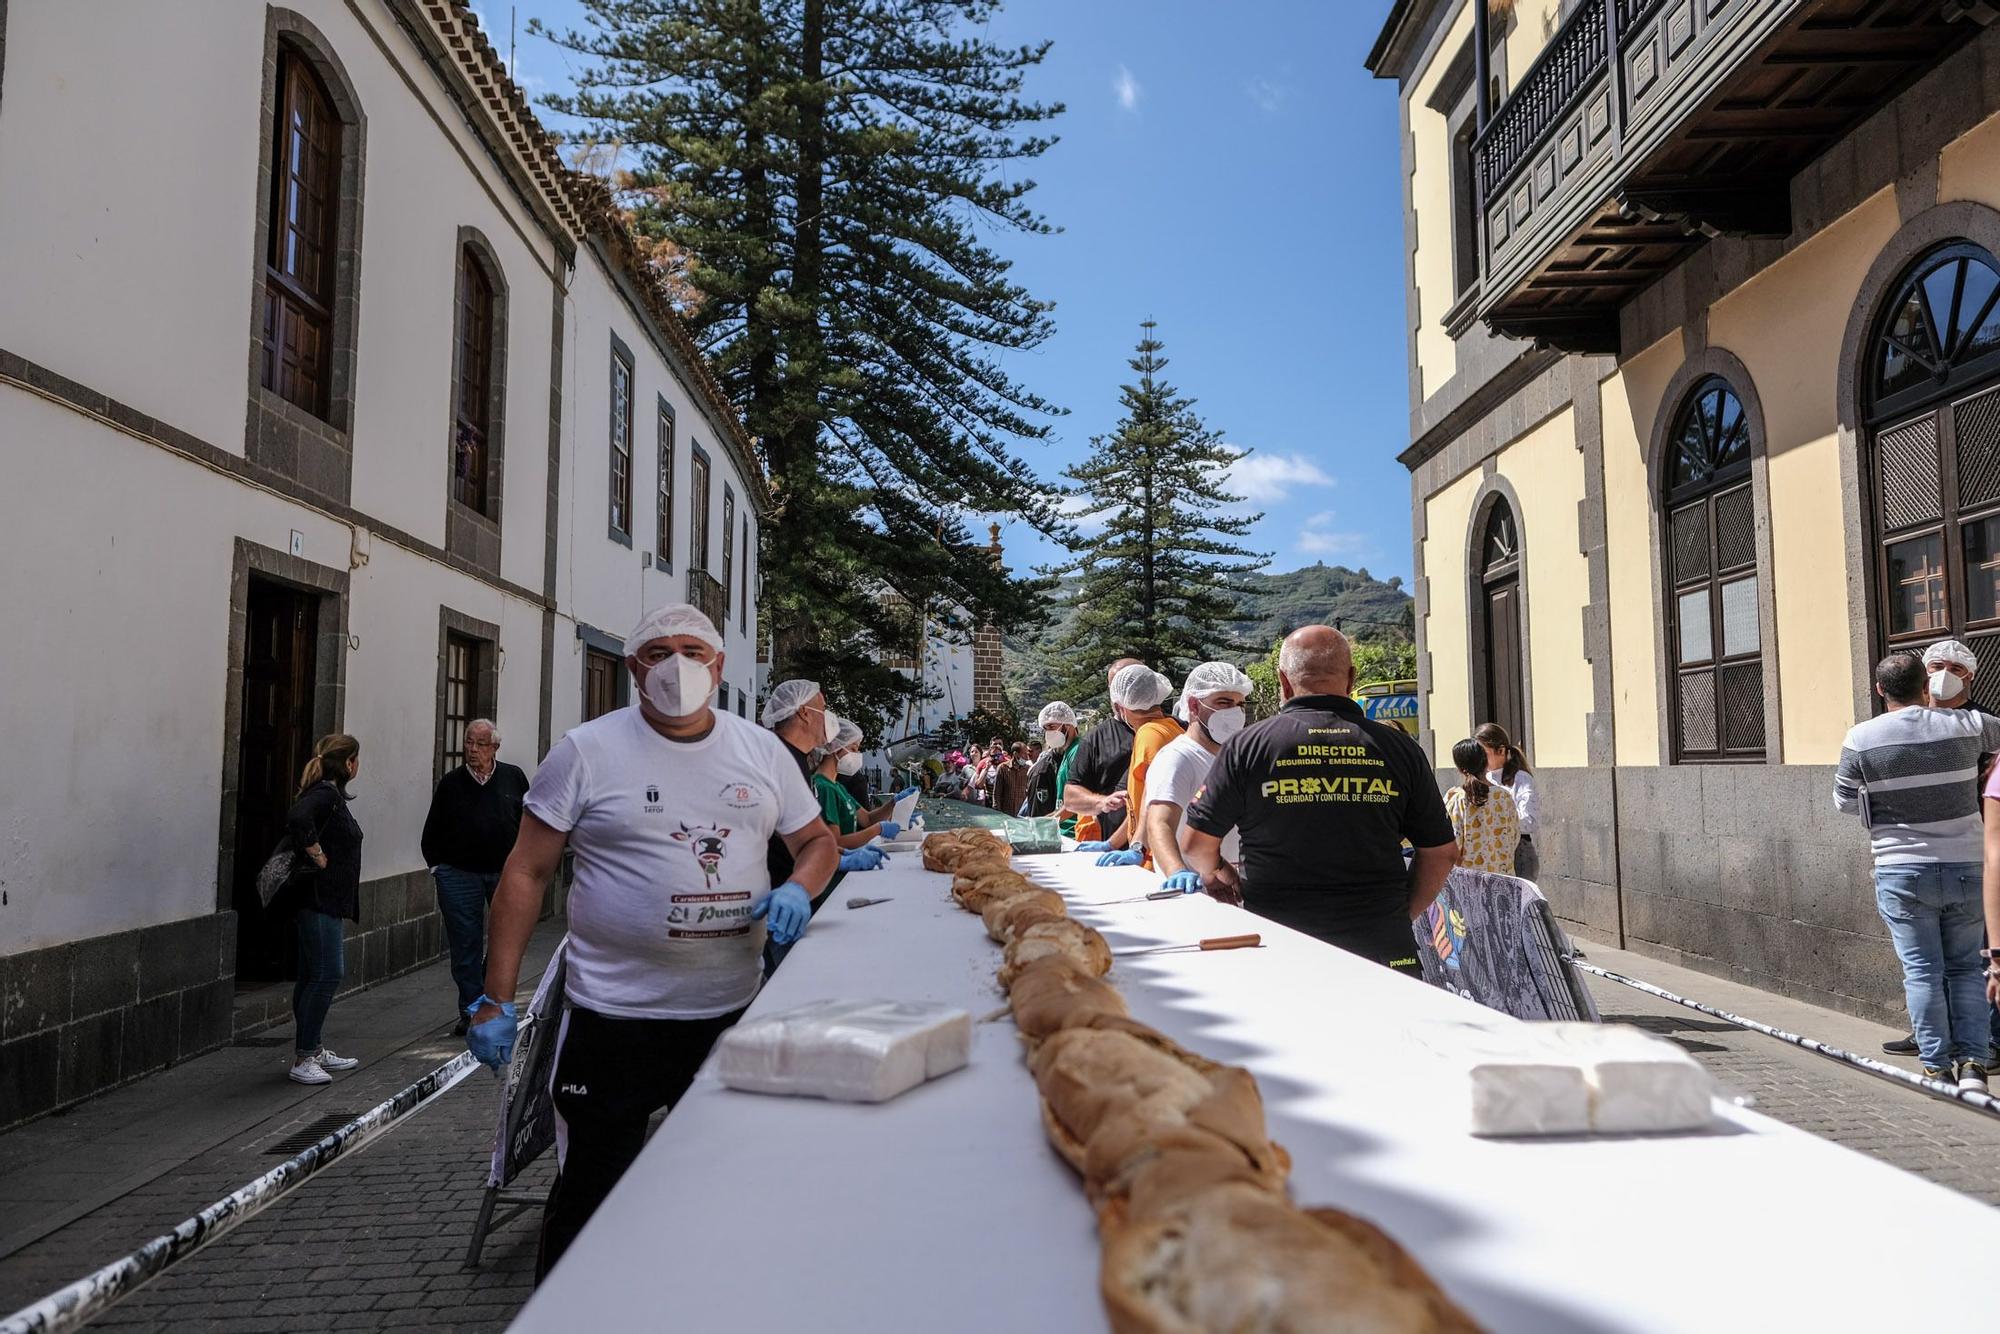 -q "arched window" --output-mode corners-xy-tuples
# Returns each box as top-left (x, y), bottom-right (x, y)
(452, 244), (497, 513)
(1476, 497), (1525, 747)
(1866, 242), (2000, 692)
(1664, 376), (1761, 760)
(262, 49), (342, 418)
